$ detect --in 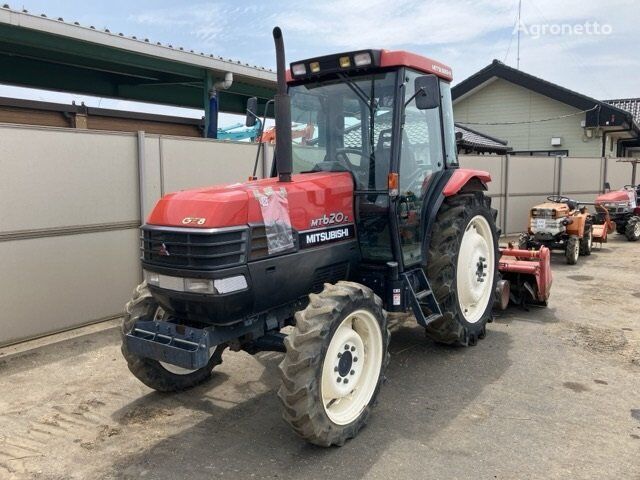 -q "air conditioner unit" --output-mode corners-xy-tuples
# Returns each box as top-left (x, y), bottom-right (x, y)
(551, 137), (562, 146)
